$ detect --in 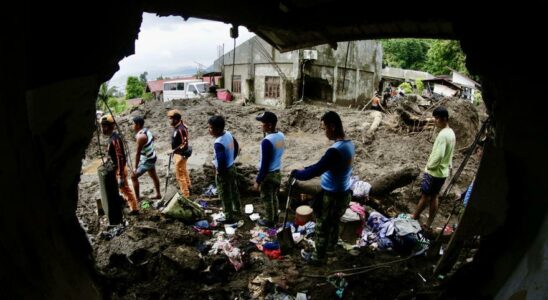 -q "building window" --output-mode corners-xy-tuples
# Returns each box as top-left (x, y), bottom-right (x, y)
(264, 76), (280, 98)
(232, 75), (241, 93)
